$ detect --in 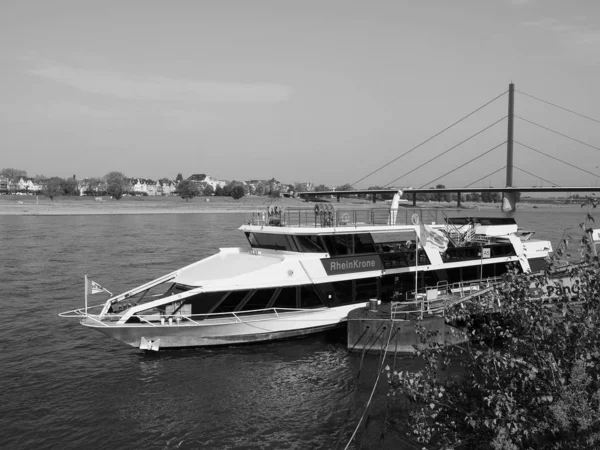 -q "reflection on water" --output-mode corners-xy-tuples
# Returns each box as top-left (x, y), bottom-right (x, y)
(0, 207), (589, 449)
